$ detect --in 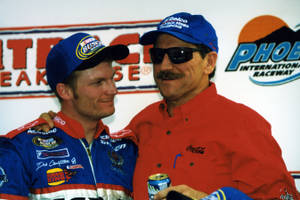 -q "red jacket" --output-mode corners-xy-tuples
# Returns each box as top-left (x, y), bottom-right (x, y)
(126, 83), (299, 200)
